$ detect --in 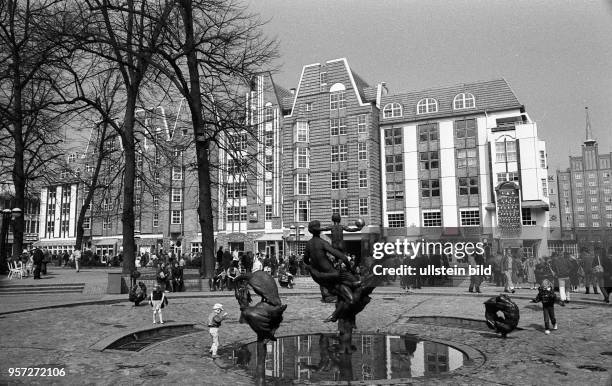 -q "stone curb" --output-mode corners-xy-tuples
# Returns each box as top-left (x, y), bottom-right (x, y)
(90, 322), (196, 351)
